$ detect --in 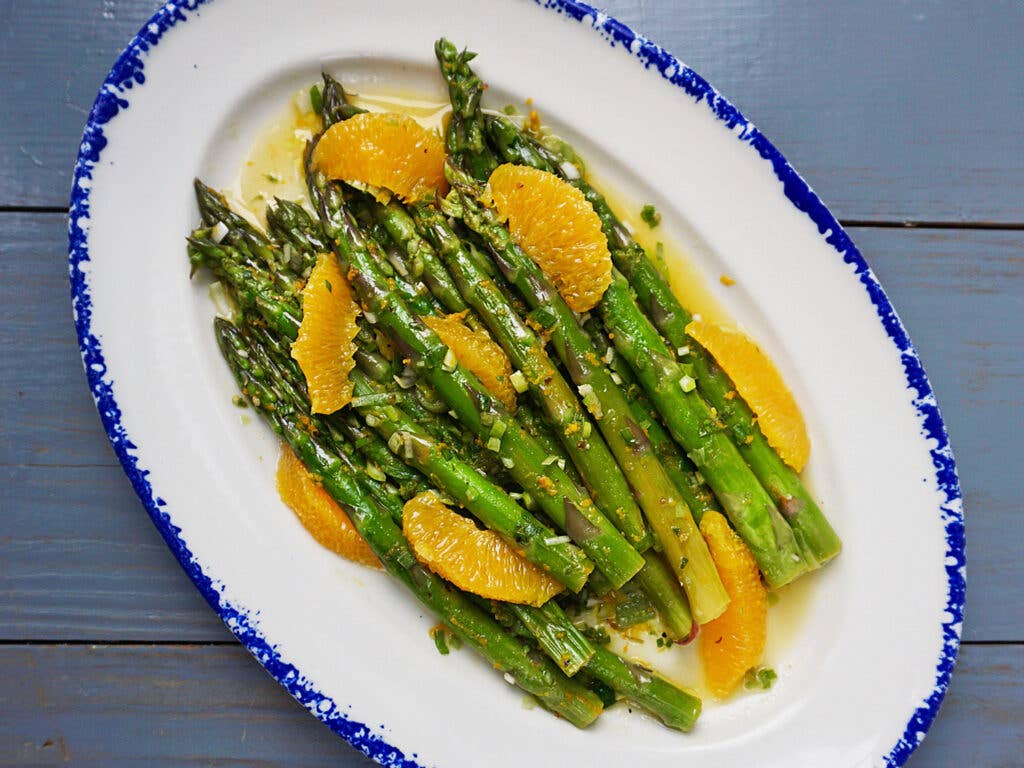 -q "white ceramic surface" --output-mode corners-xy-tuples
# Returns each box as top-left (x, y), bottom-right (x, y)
(70, 1), (964, 766)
